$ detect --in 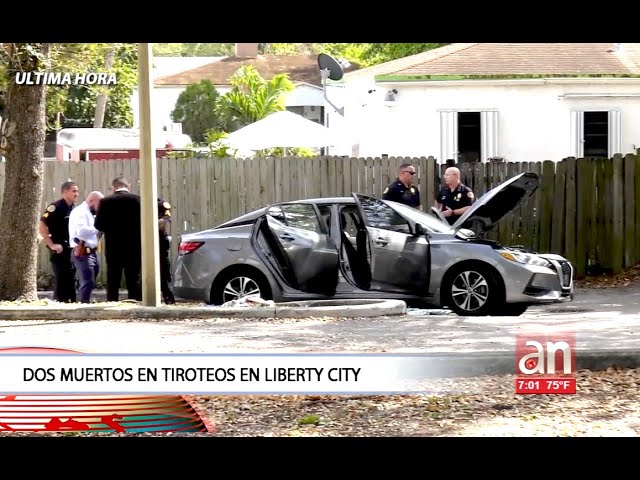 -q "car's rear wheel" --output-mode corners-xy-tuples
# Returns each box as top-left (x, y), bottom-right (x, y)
(442, 264), (502, 316)
(211, 267), (272, 305)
